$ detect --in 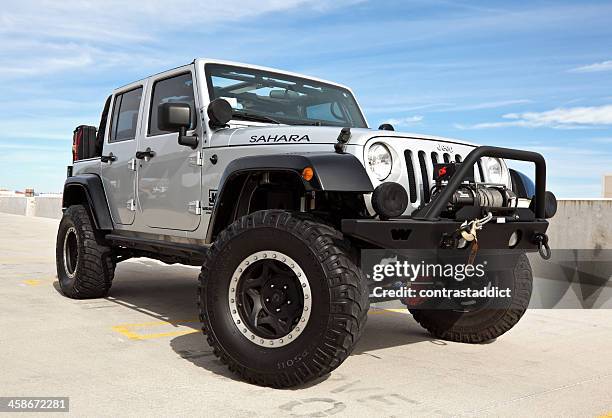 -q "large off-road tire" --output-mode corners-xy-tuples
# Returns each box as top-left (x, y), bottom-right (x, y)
(198, 210), (369, 388)
(55, 205), (115, 299)
(409, 253), (532, 343)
